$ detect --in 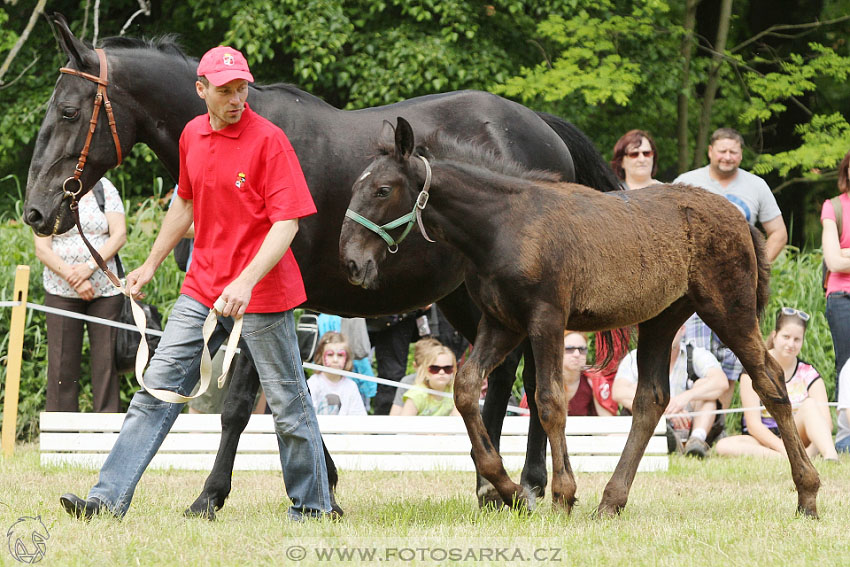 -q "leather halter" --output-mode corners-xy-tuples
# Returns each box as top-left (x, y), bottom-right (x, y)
(55, 48), (123, 286)
(58, 48), (123, 204)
